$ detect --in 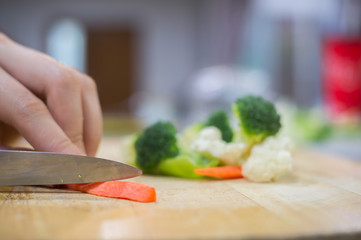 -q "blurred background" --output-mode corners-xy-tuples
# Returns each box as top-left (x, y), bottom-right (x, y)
(1, 0), (361, 158)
